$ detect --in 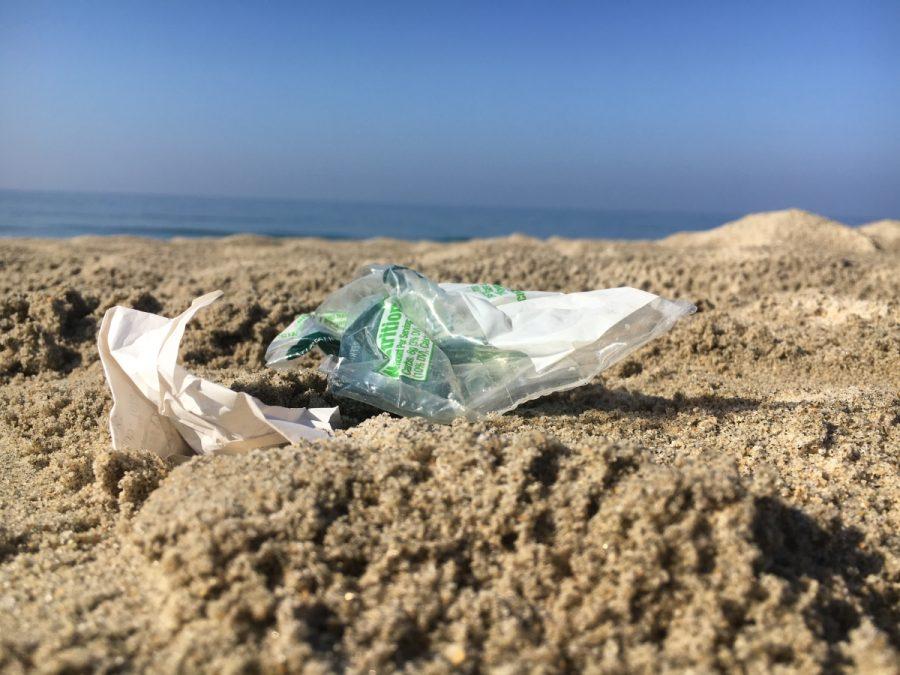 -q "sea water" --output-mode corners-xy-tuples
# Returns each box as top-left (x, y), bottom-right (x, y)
(0, 188), (743, 240)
